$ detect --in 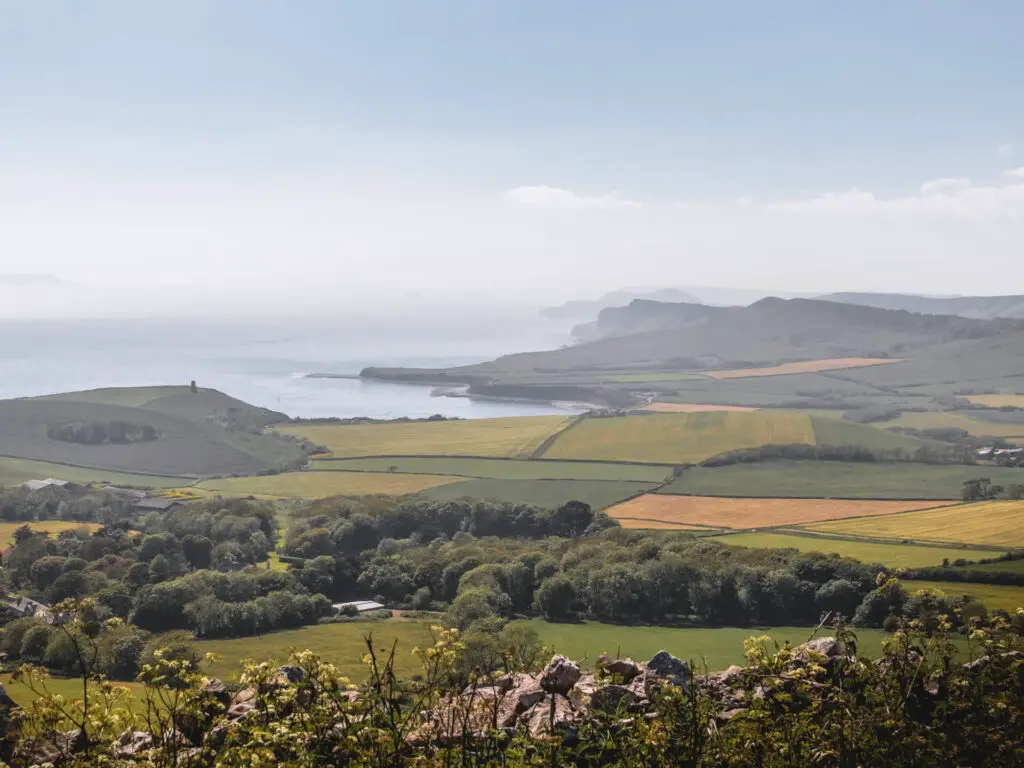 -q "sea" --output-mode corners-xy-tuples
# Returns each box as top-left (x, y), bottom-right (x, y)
(0, 316), (581, 420)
